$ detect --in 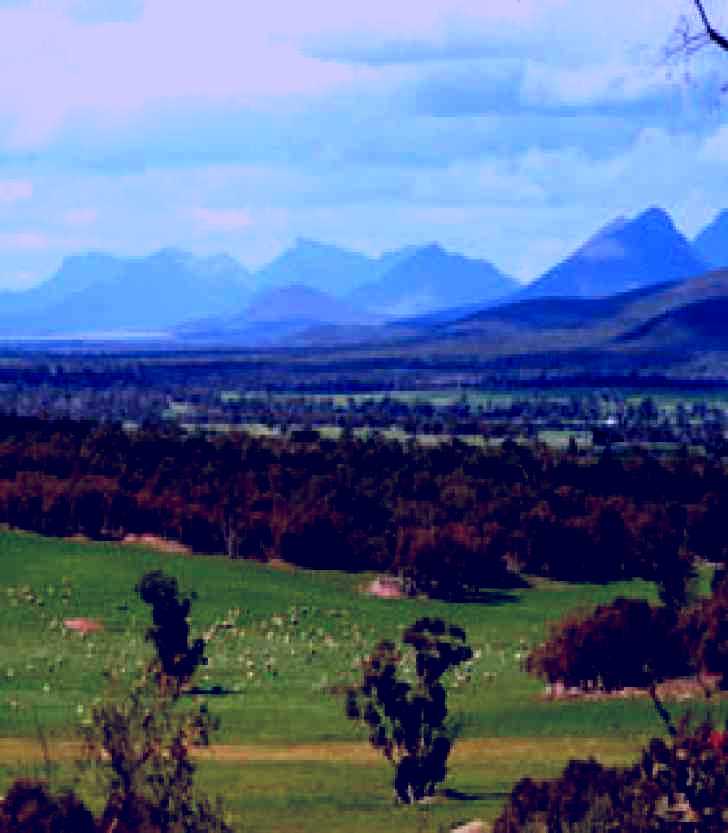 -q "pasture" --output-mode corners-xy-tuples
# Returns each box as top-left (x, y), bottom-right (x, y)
(0, 530), (723, 831)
